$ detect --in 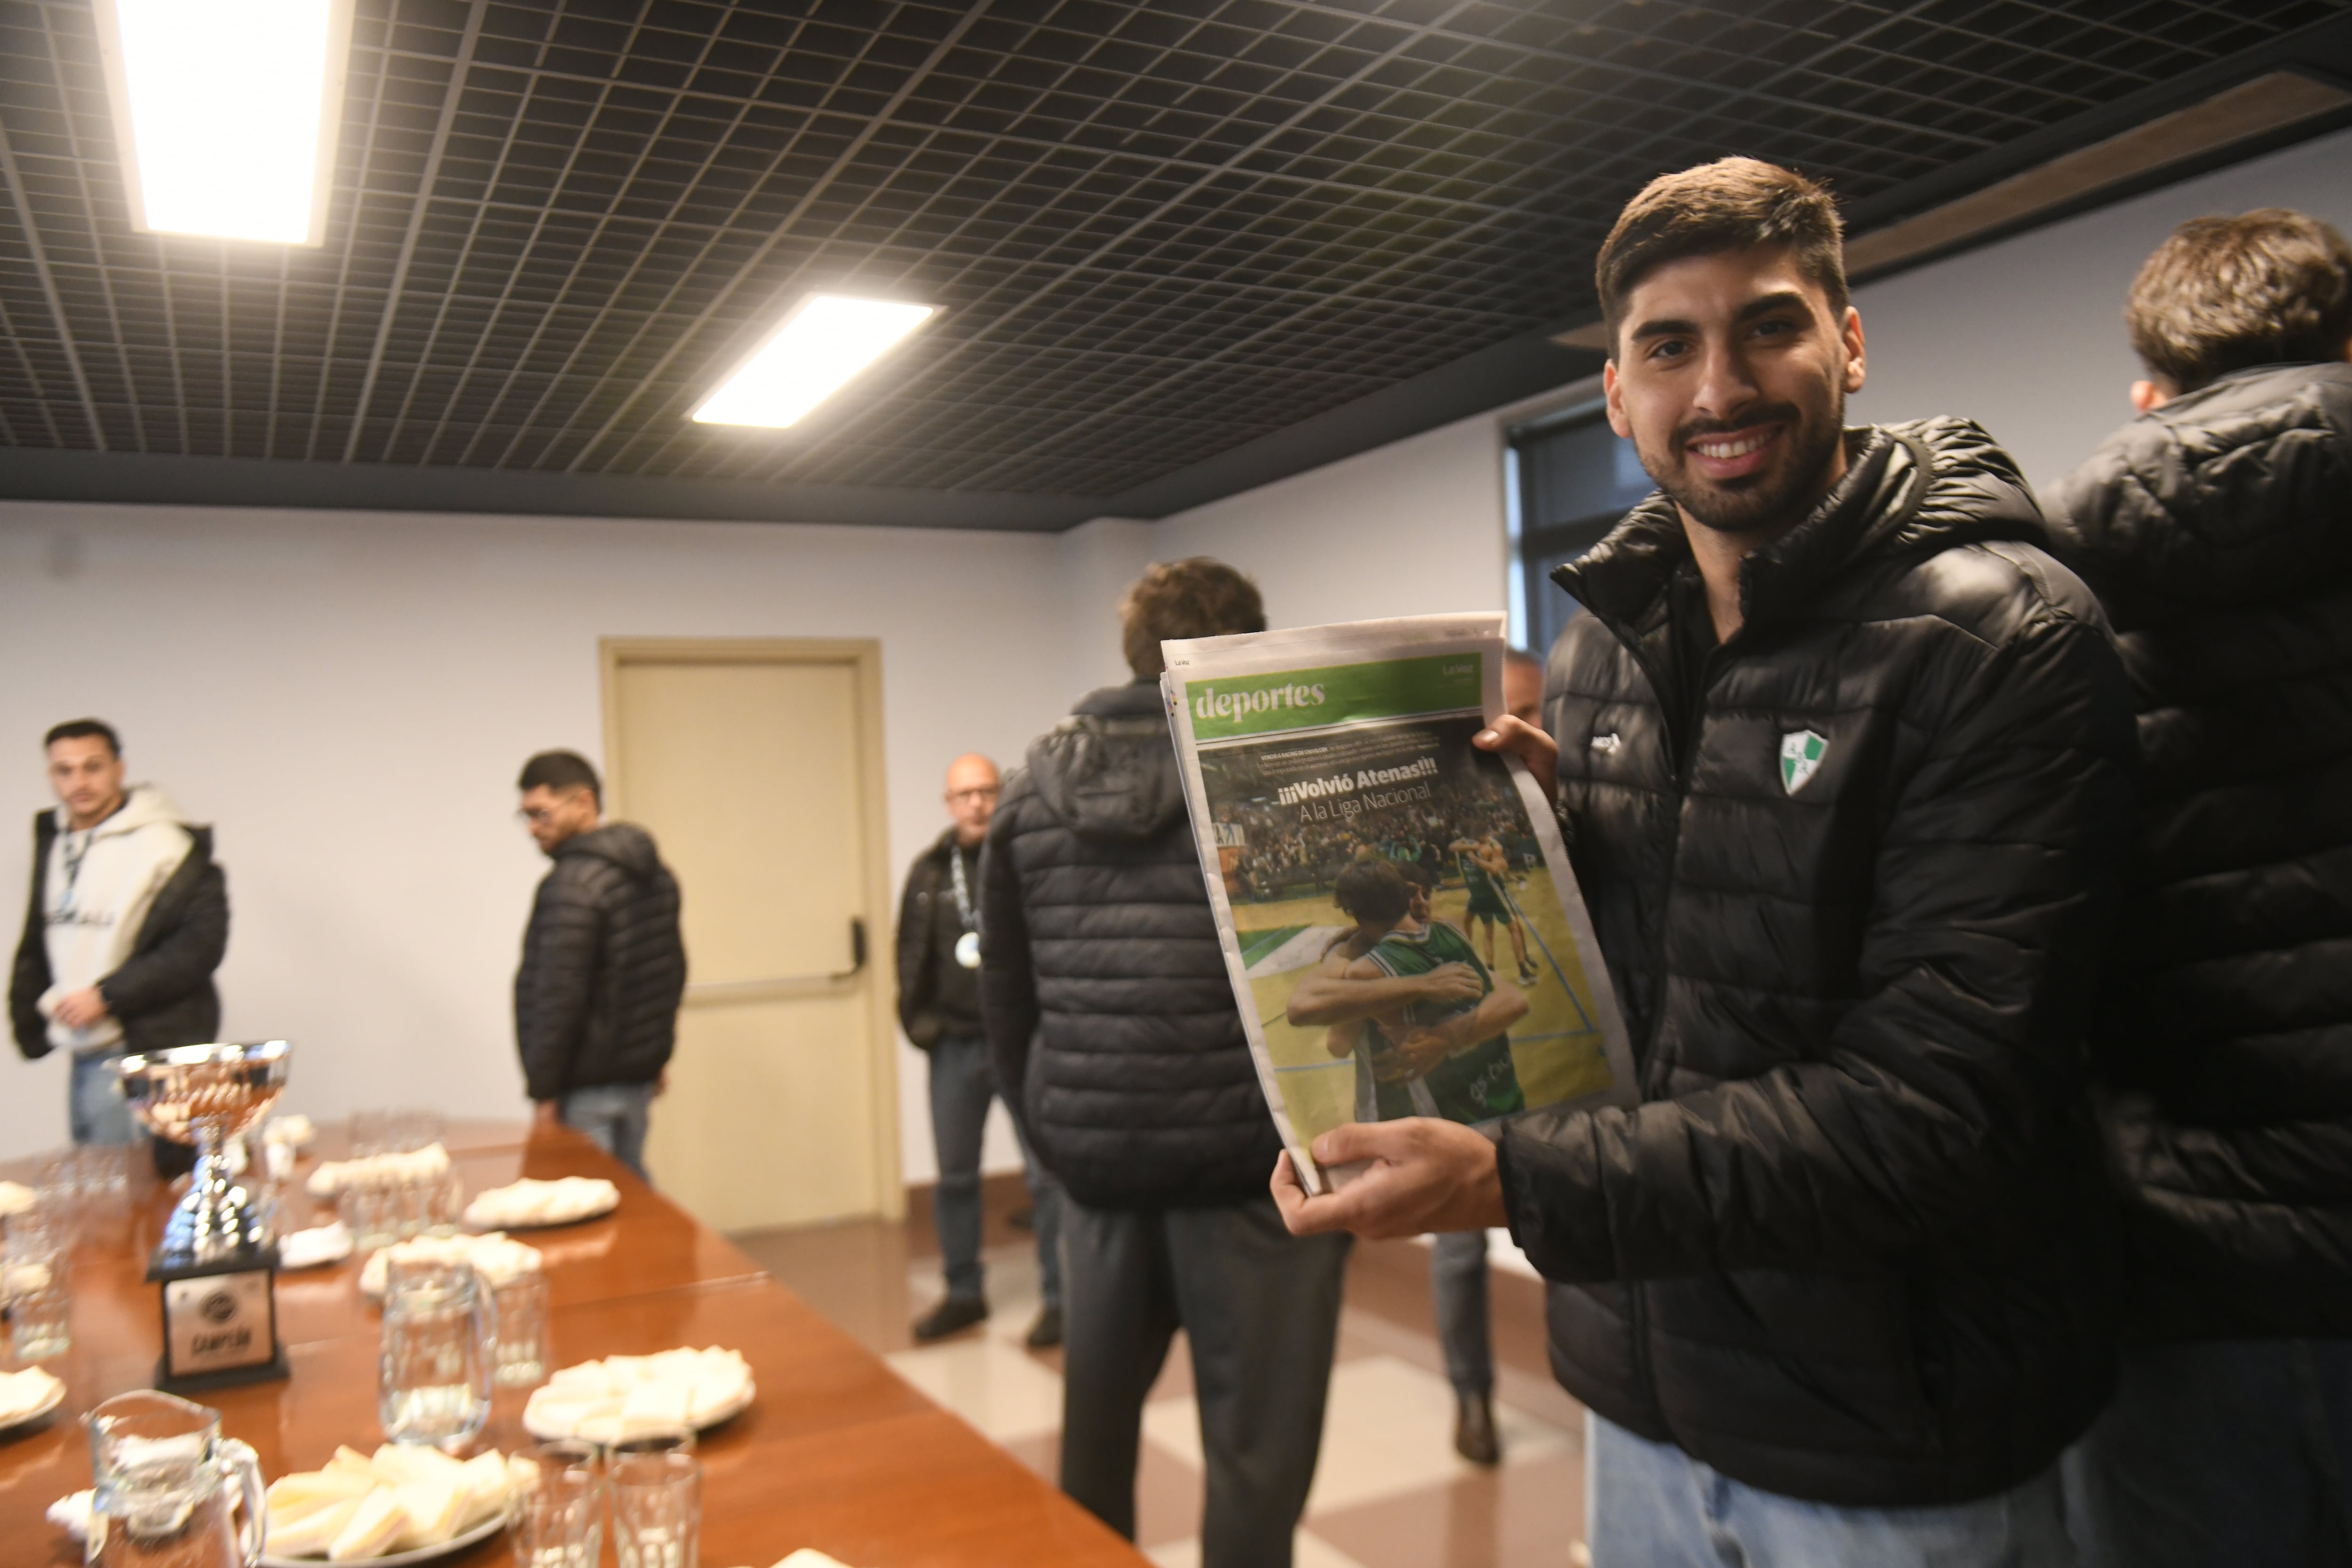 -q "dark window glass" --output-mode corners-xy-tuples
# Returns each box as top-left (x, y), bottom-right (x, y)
(1511, 410), (1653, 660)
